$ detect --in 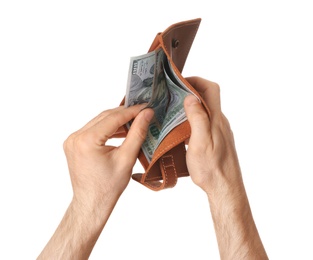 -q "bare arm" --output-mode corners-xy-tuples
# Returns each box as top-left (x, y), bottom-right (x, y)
(184, 77), (268, 259)
(38, 104), (154, 259)
(37, 197), (115, 260)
